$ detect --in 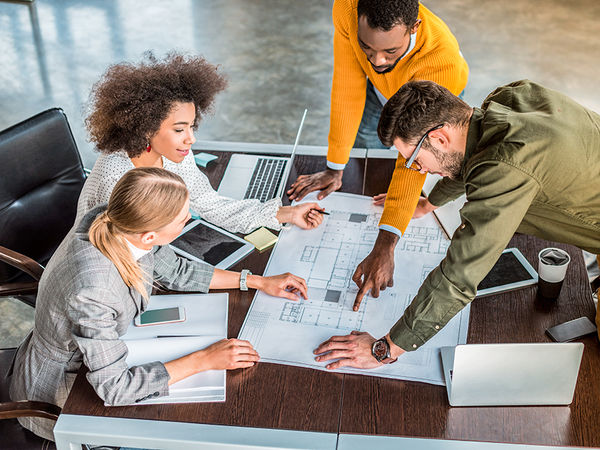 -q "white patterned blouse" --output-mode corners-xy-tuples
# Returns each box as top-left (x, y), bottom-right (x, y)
(75, 151), (282, 234)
